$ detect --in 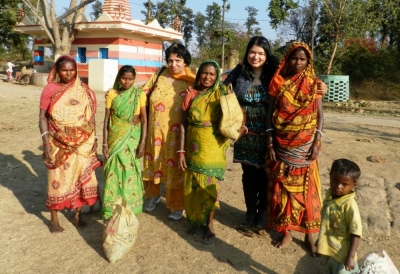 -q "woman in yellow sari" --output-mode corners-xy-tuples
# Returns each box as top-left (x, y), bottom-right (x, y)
(178, 60), (230, 240)
(265, 42), (324, 256)
(39, 55), (101, 233)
